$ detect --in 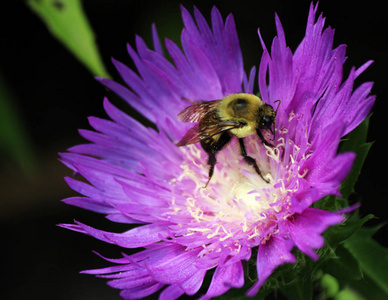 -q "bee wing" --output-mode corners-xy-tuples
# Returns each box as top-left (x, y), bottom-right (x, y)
(176, 123), (201, 146)
(177, 100), (221, 123)
(177, 120), (240, 147)
(199, 120), (242, 139)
